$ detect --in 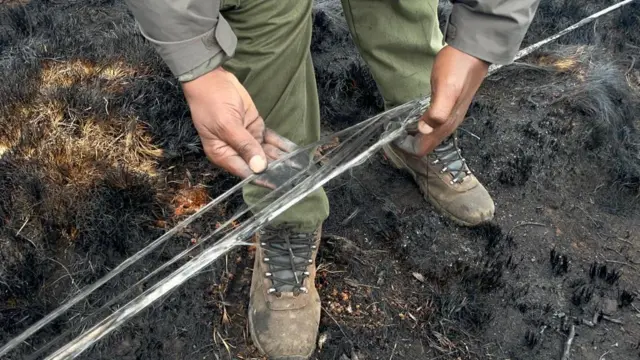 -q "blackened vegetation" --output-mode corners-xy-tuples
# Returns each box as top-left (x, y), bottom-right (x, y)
(475, 222), (515, 256)
(562, 62), (640, 190)
(589, 262), (622, 285)
(498, 152), (534, 187)
(618, 289), (635, 308)
(524, 329), (539, 349)
(549, 248), (569, 275)
(570, 279), (595, 306)
(0, 0), (639, 359)
(522, 0), (640, 52)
